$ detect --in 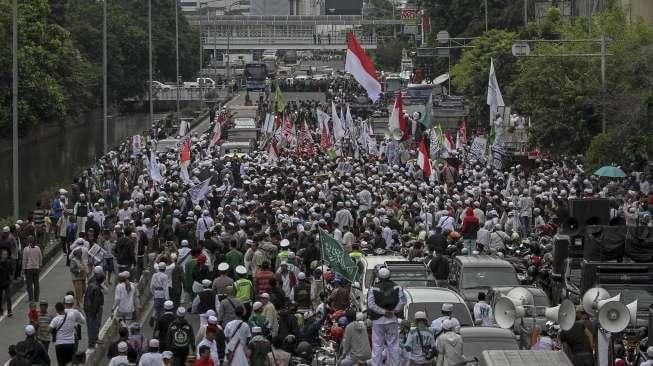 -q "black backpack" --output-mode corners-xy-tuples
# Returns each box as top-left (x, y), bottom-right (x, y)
(167, 323), (191, 349)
